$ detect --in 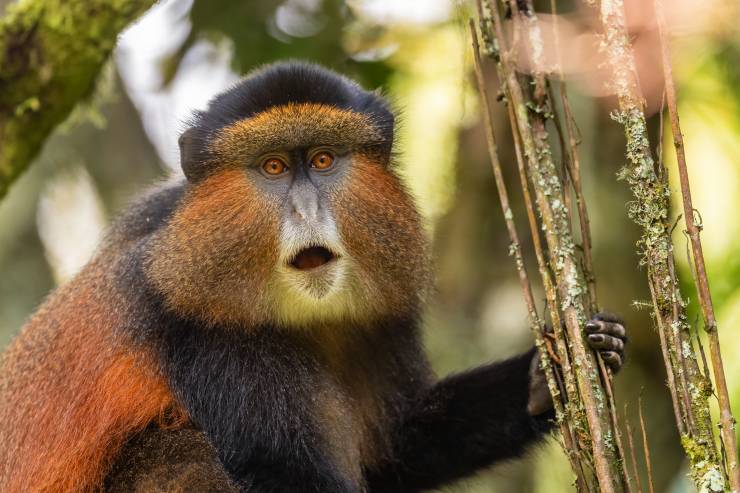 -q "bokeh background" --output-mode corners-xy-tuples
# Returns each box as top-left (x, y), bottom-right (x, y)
(0, 0), (738, 491)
